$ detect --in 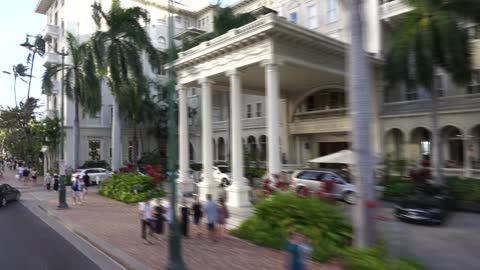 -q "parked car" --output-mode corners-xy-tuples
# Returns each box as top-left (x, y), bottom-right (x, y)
(394, 184), (454, 225)
(0, 184), (20, 207)
(290, 169), (384, 204)
(199, 166), (231, 187)
(71, 168), (113, 185)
